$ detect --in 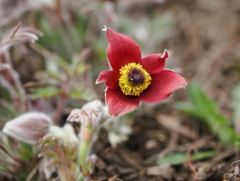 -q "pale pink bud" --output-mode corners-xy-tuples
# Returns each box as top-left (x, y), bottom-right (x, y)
(2, 112), (52, 144)
(67, 100), (109, 128)
(66, 108), (81, 122)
